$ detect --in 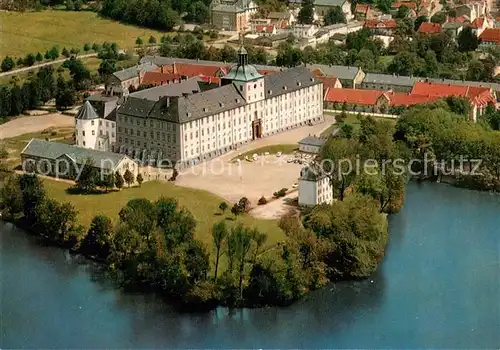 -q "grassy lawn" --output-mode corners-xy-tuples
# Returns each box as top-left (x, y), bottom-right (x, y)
(0, 127), (74, 169)
(43, 179), (286, 249)
(231, 144), (298, 161)
(0, 11), (171, 58)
